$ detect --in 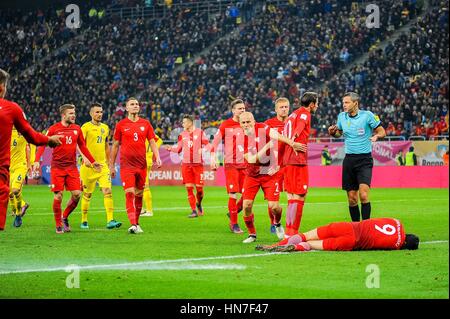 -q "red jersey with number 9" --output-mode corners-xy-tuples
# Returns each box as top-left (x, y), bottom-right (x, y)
(113, 117), (156, 169)
(354, 218), (406, 250)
